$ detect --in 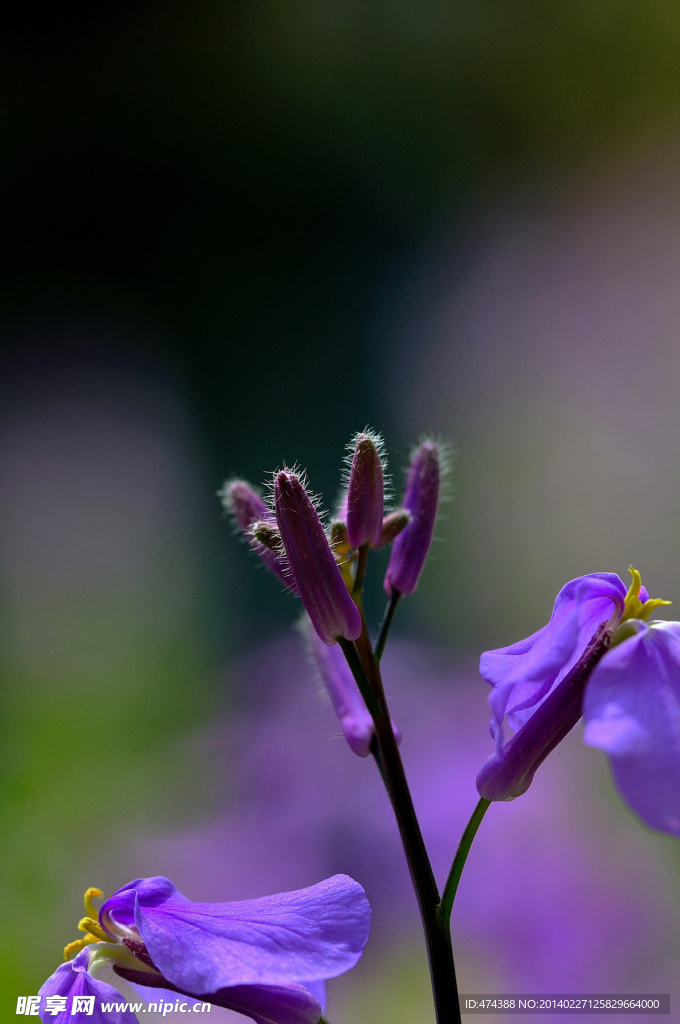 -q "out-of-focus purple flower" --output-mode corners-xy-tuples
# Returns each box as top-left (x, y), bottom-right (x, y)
(345, 432), (385, 549)
(303, 617), (401, 757)
(384, 441), (444, 596)
(40, 875), (370, 1024)
(220, 479), (295, 591)
(477, 568), (680, 835)
(274, 470), (361, 645)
